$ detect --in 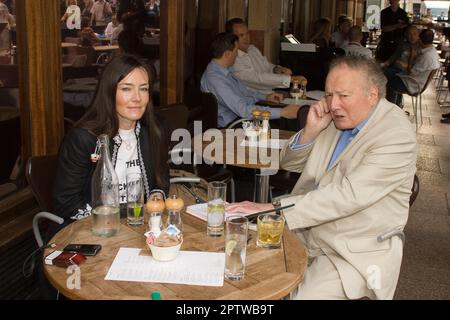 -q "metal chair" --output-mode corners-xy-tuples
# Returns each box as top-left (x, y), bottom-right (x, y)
(409, 174), (420, 208)
(397, 69), (438, 130)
